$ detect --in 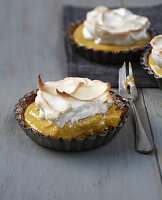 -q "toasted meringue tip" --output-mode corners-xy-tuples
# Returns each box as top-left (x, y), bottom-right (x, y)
(37, 75), (44, 90)
(107, 82), (111, 91)
(150, 35), (162, 60)
(150, 35), (162, 49)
